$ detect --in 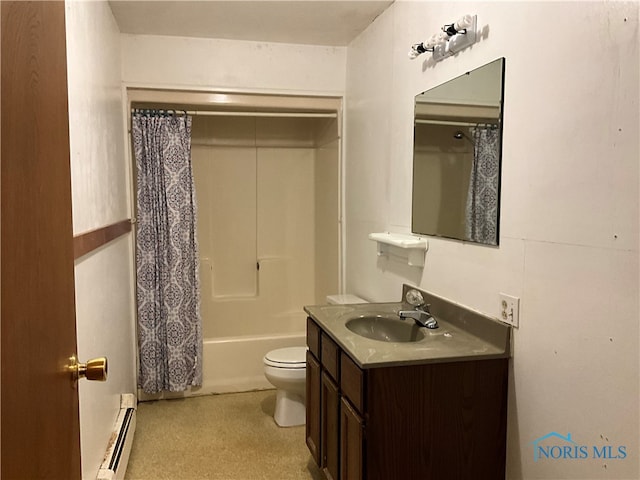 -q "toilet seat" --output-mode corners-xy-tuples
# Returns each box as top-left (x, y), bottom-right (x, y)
(264, 346), (307, 368)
